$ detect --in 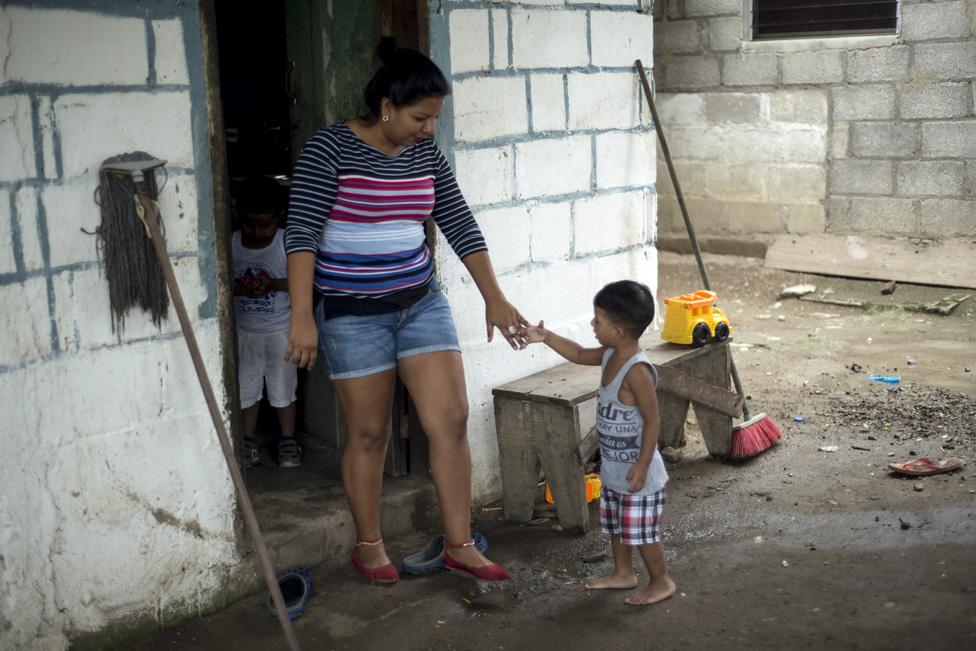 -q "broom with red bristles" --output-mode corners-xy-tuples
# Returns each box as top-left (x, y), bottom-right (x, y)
(636, 60), (782, 460)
